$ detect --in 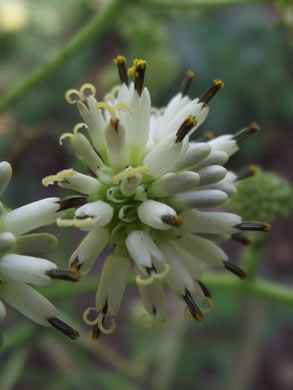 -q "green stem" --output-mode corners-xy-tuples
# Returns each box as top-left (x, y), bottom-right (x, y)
(136, 0), (274, 8)
(0, 345), (30, 390)
(0, 0), (127, 112)
(42, 273), (293, 307)
(243, 234), (266, 278)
